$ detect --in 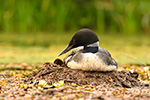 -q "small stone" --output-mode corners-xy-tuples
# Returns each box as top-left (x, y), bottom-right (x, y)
(25, 94), (33, 99)
(13, 91), (19, 95)
(4, 91), (9, 95)
(54, 92), (64, 97)
(24, 84), (29, 91)
(64, 94), (76, 100)
(36, 90), (41, 95)
(19, 92), (25, 96)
